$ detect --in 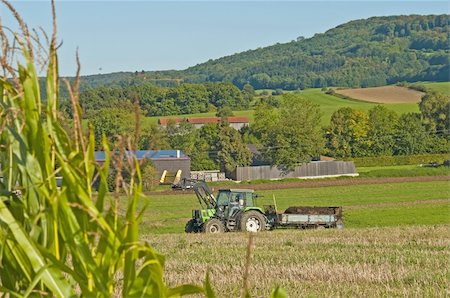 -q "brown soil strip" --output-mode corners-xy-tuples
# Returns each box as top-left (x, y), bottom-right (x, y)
(335, 86), (424, 103)
(149, 176), (450, 195)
